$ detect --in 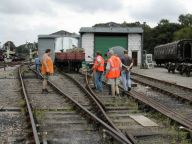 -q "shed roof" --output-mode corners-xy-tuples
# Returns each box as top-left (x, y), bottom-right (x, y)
(38, 34), (79, 39)
(79, 27), (143, 33)
(38, 35), (57, 39)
